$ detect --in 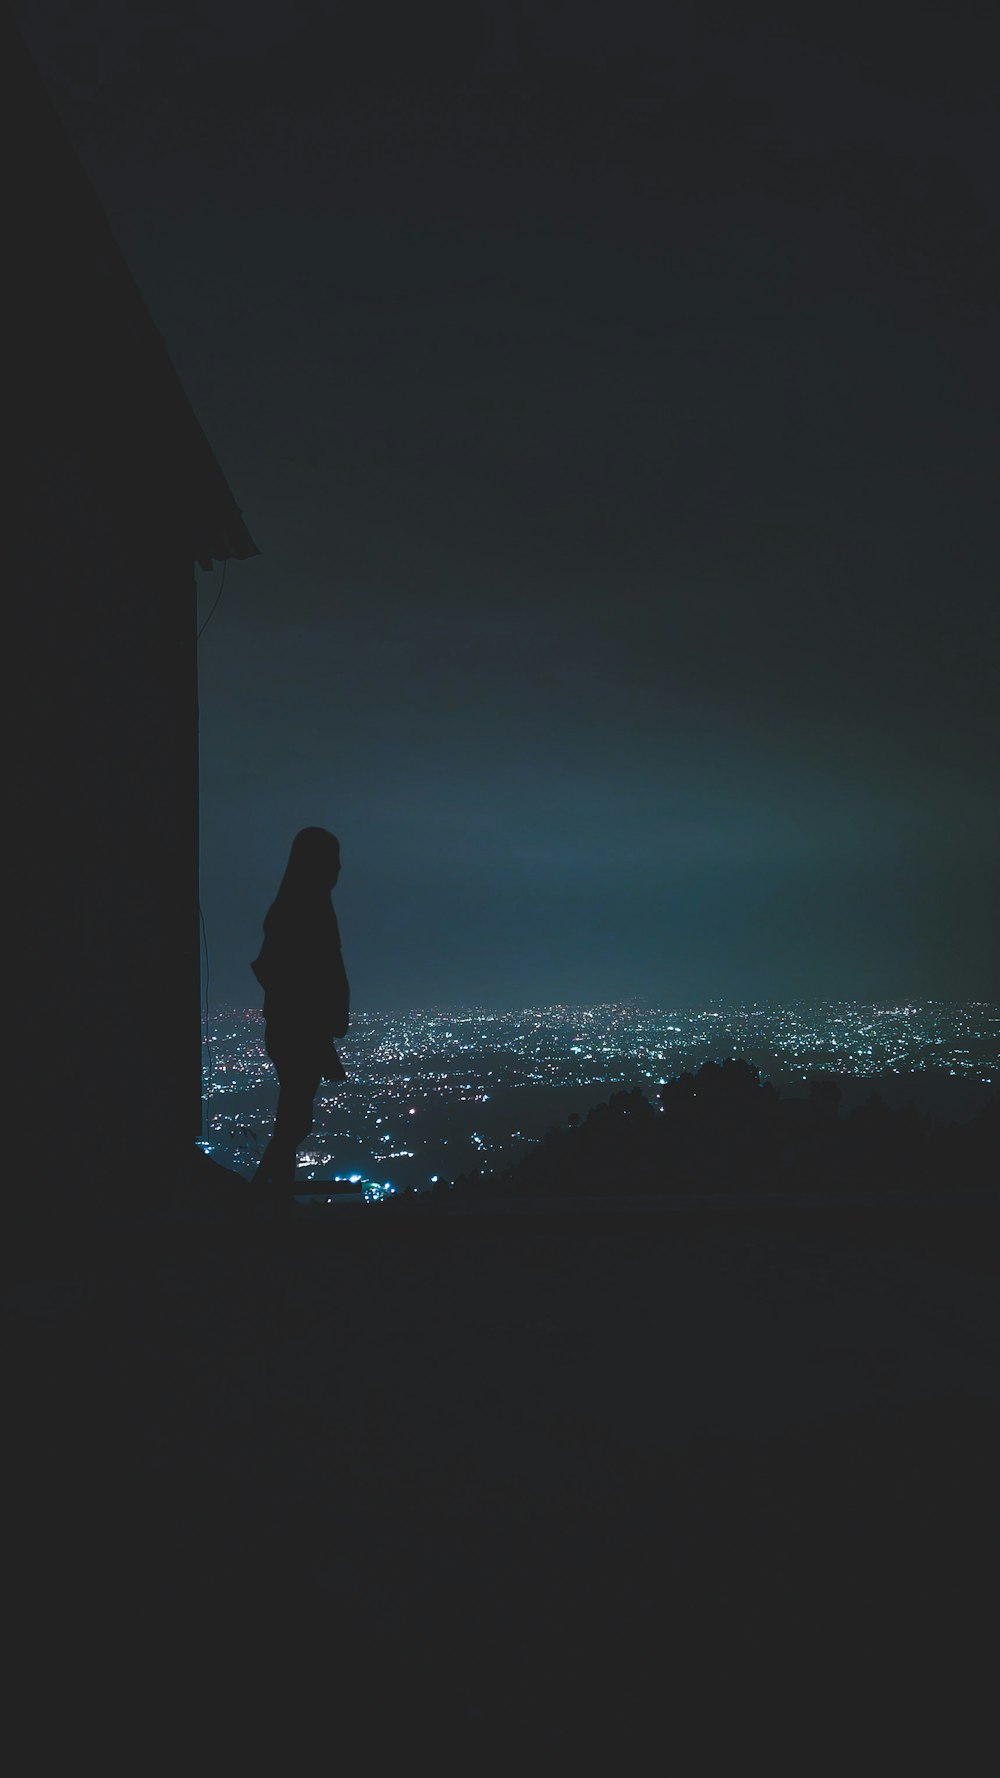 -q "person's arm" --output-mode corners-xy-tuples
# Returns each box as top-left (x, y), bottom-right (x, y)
(325, 947), (350, 1038)
(251, 926), (296, 1011)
